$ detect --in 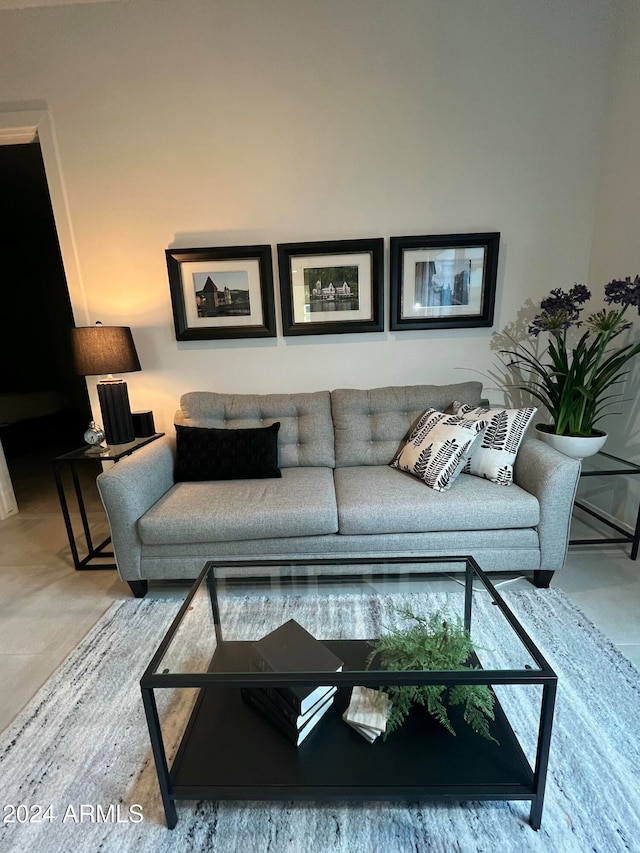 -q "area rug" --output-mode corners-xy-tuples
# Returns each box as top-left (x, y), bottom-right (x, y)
(0, 587), (638, 853)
